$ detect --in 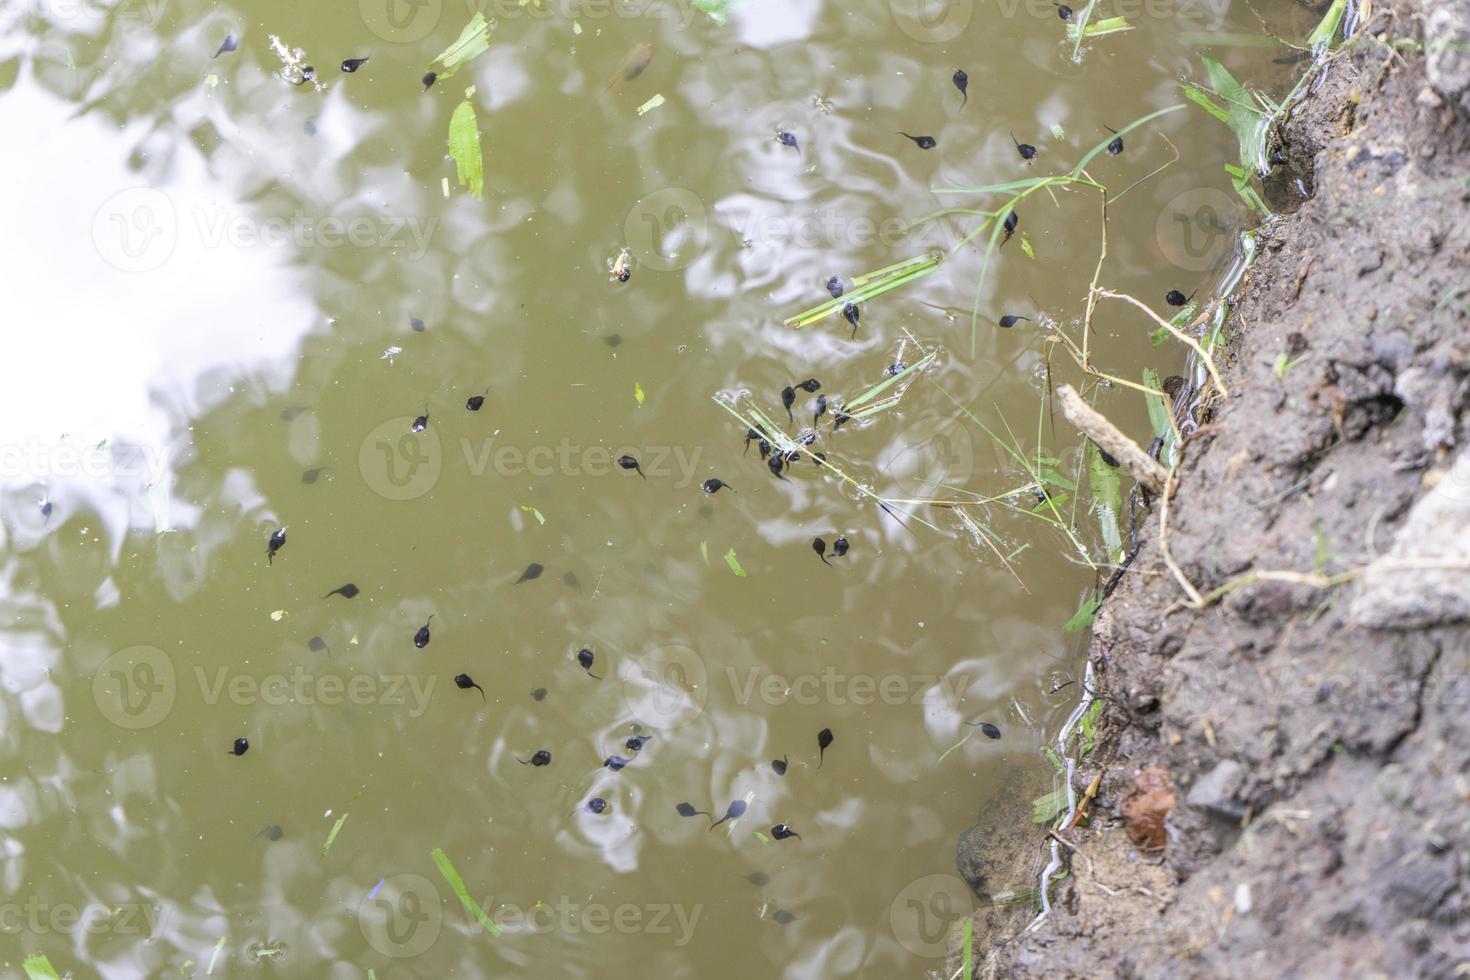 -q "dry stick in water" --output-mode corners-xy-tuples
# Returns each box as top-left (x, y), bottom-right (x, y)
(1056, 385), (1169, 494)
